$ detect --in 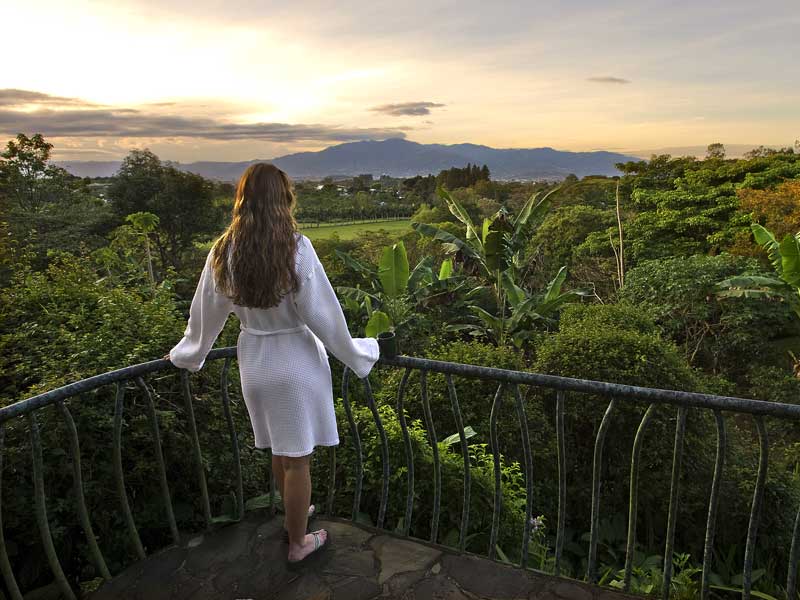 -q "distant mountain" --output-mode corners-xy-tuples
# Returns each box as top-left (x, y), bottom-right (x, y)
(58, 139), (637, 181)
